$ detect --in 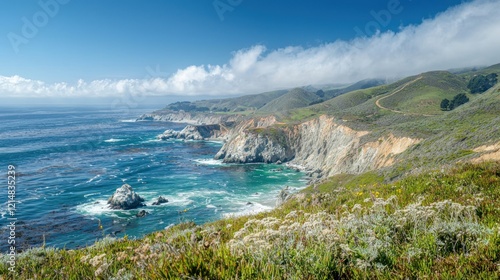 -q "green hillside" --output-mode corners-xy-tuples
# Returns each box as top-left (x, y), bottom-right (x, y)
(161, 79), (386, 115)
(164, 89), (288, 113)
(320, 78), (386, 99)
(285, 70), (491, 126)
(284, 76), (412, 123)
(258, 88), (322, 113)
(376, 71), (467, 115)
(390, 81), (500, 174)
